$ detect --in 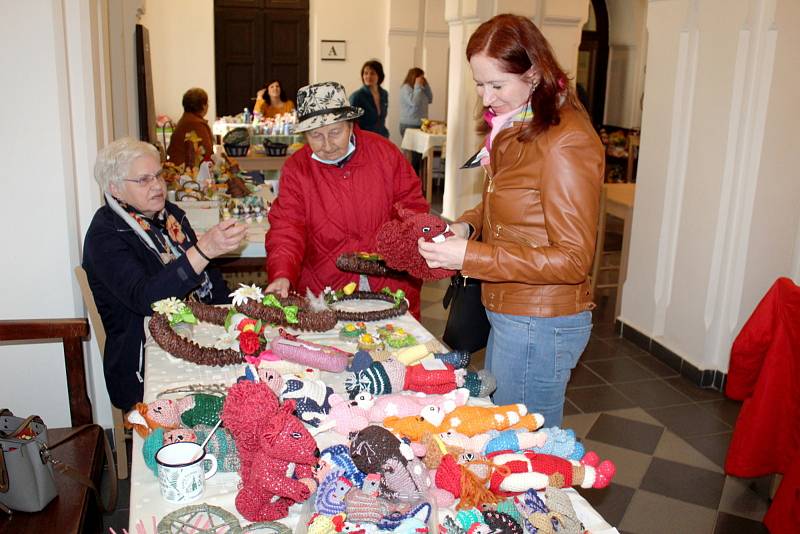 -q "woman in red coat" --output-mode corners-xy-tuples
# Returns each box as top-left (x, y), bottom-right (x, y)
(264, 81), (429, 317)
